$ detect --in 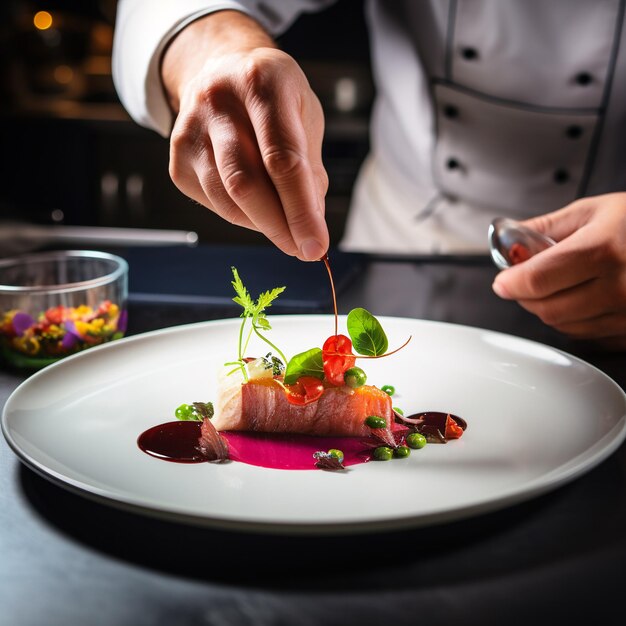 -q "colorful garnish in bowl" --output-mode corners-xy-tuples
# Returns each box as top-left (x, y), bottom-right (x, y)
(0, 250), (128, 370)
